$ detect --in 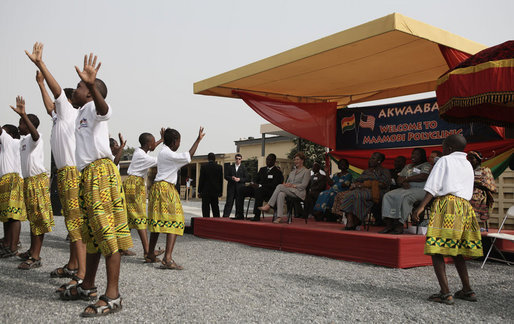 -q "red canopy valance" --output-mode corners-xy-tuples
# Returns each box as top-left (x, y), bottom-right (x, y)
(234, 90), (337, 149)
